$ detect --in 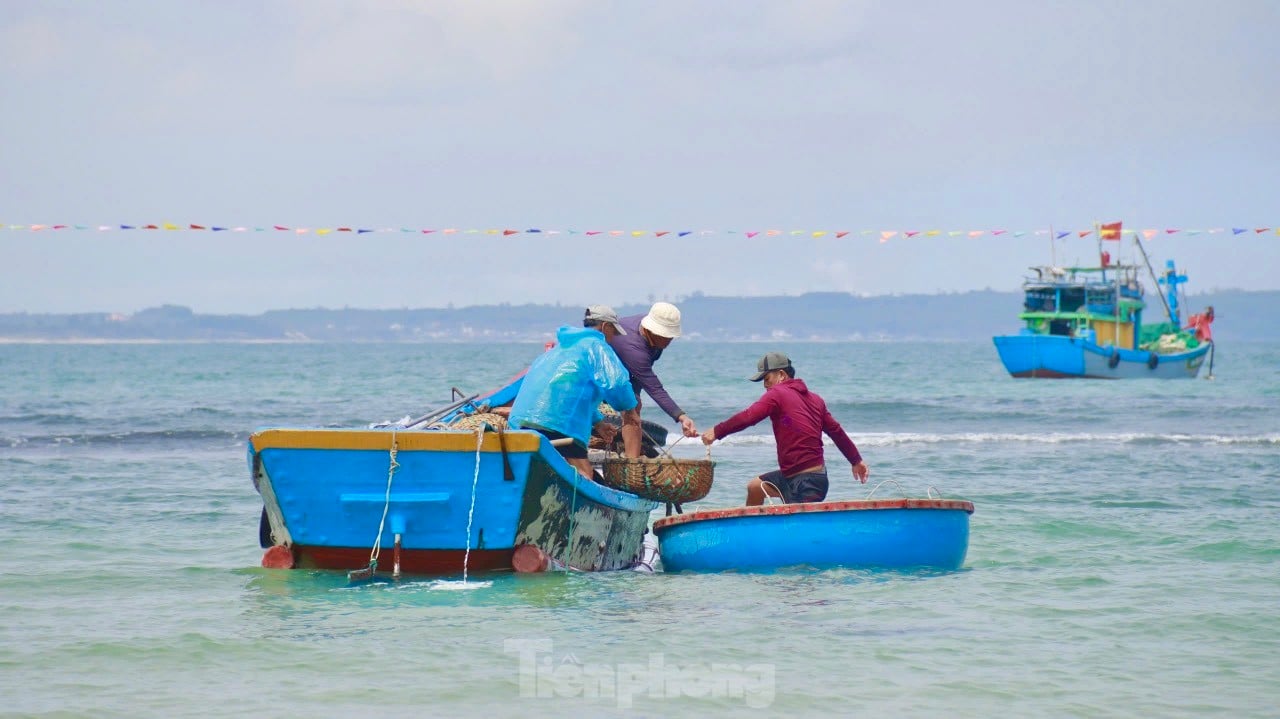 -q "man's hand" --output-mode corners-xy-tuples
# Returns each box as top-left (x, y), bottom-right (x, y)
(700, 428), (716, 446)
(851, 461), (869, 484)
(592, 421), (618, 445)
(679, 414), (698, 438)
